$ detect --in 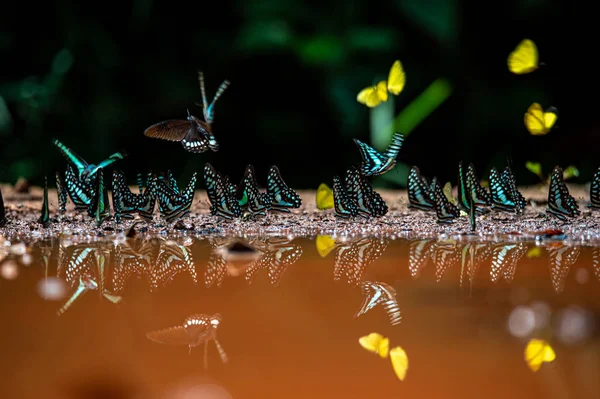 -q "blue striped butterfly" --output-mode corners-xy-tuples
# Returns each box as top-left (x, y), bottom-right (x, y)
(457, 162), (489, 215)
(407, 166), (434, 211)
(153, 172), (197, 223)
(0, 185), (6, 227)
(361, 179), (388, 217)
(138, 172), (157, 221)
(333, 175), (358, 218)
(236, 165), (270, 216)
(589, 167), (600, 209)
(144, 71), (229, 153)
(56, 171), (68, 215)
(431, 177), (459, 223)
(502, 166), (527, 212)
(204, 163), (242, 220)
(136, 172), (146, 194)
(39, 175), (51, 227)
(489, 167), (517, 212)
(112, 170), (142, 221)
(344, 167), (387, 217)
(266, 165), (301, 212)
(354, 132), (404, 177)
(89, 169), (110, 226)
(65, 164), (95, 210)
(53, 138), (126, 183)
(547, 166), (580, 221)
